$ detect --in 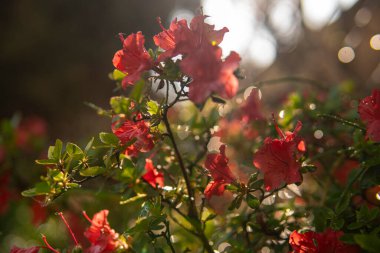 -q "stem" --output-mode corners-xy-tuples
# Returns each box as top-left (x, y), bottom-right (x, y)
(317, 113), (366, 131)
(164, 221), (176, 253)
(57, 212), (79, 246)
(248, 76), (328, 91)
(162, 109), (214, 253)
(336, 165), (368, 211)
(162, 110), (197, 219)
(41, 234), (60, 253)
